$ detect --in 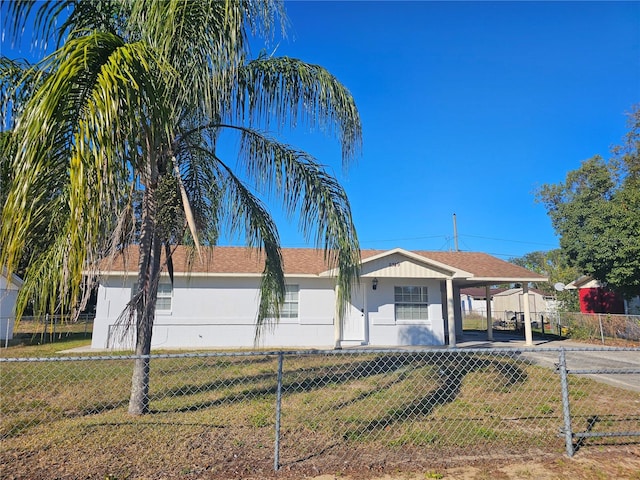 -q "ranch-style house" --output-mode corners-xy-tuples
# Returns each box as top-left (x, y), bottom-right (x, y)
(91, 246), (546, 350)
